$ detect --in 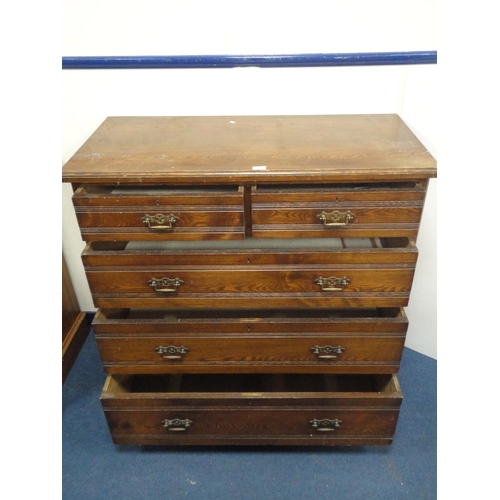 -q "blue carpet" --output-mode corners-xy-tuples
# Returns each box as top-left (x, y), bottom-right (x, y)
(63, 329), (436, 500)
